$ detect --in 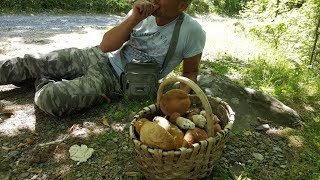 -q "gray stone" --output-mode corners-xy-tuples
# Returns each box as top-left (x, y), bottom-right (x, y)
(197, 74), (303, 131)
(255, 124), (270, 131)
